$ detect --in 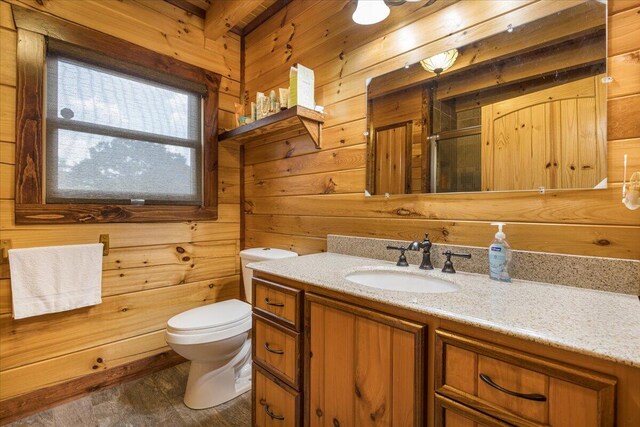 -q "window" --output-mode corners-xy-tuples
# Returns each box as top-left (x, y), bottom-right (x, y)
(13, 8), (221, 224)
(46, 53), (203, 205)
